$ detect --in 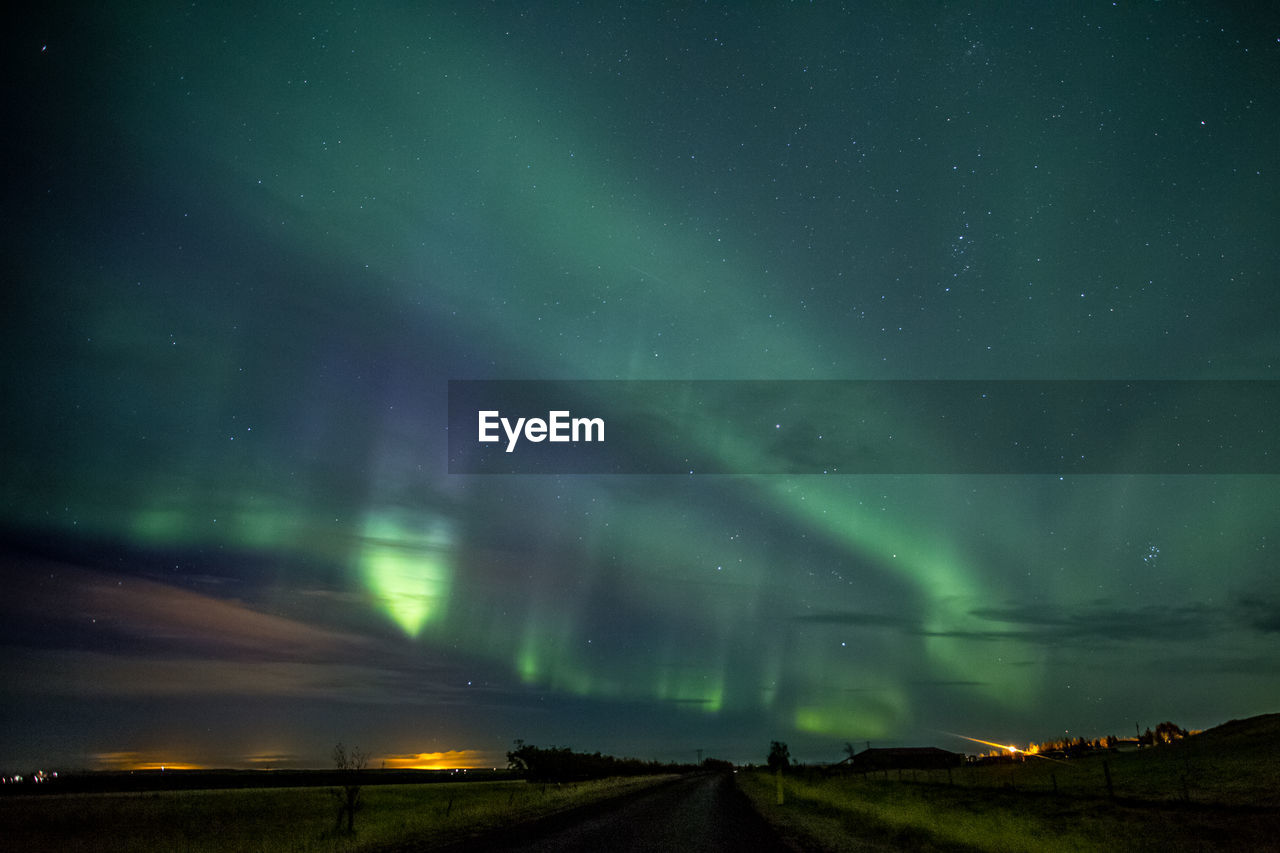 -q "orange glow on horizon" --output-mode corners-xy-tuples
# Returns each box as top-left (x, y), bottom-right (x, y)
(93, 752), (203, 771)
(89, 748), (501, 771)
(379, 749), (497, 770)
(243, 753), (297, 768)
